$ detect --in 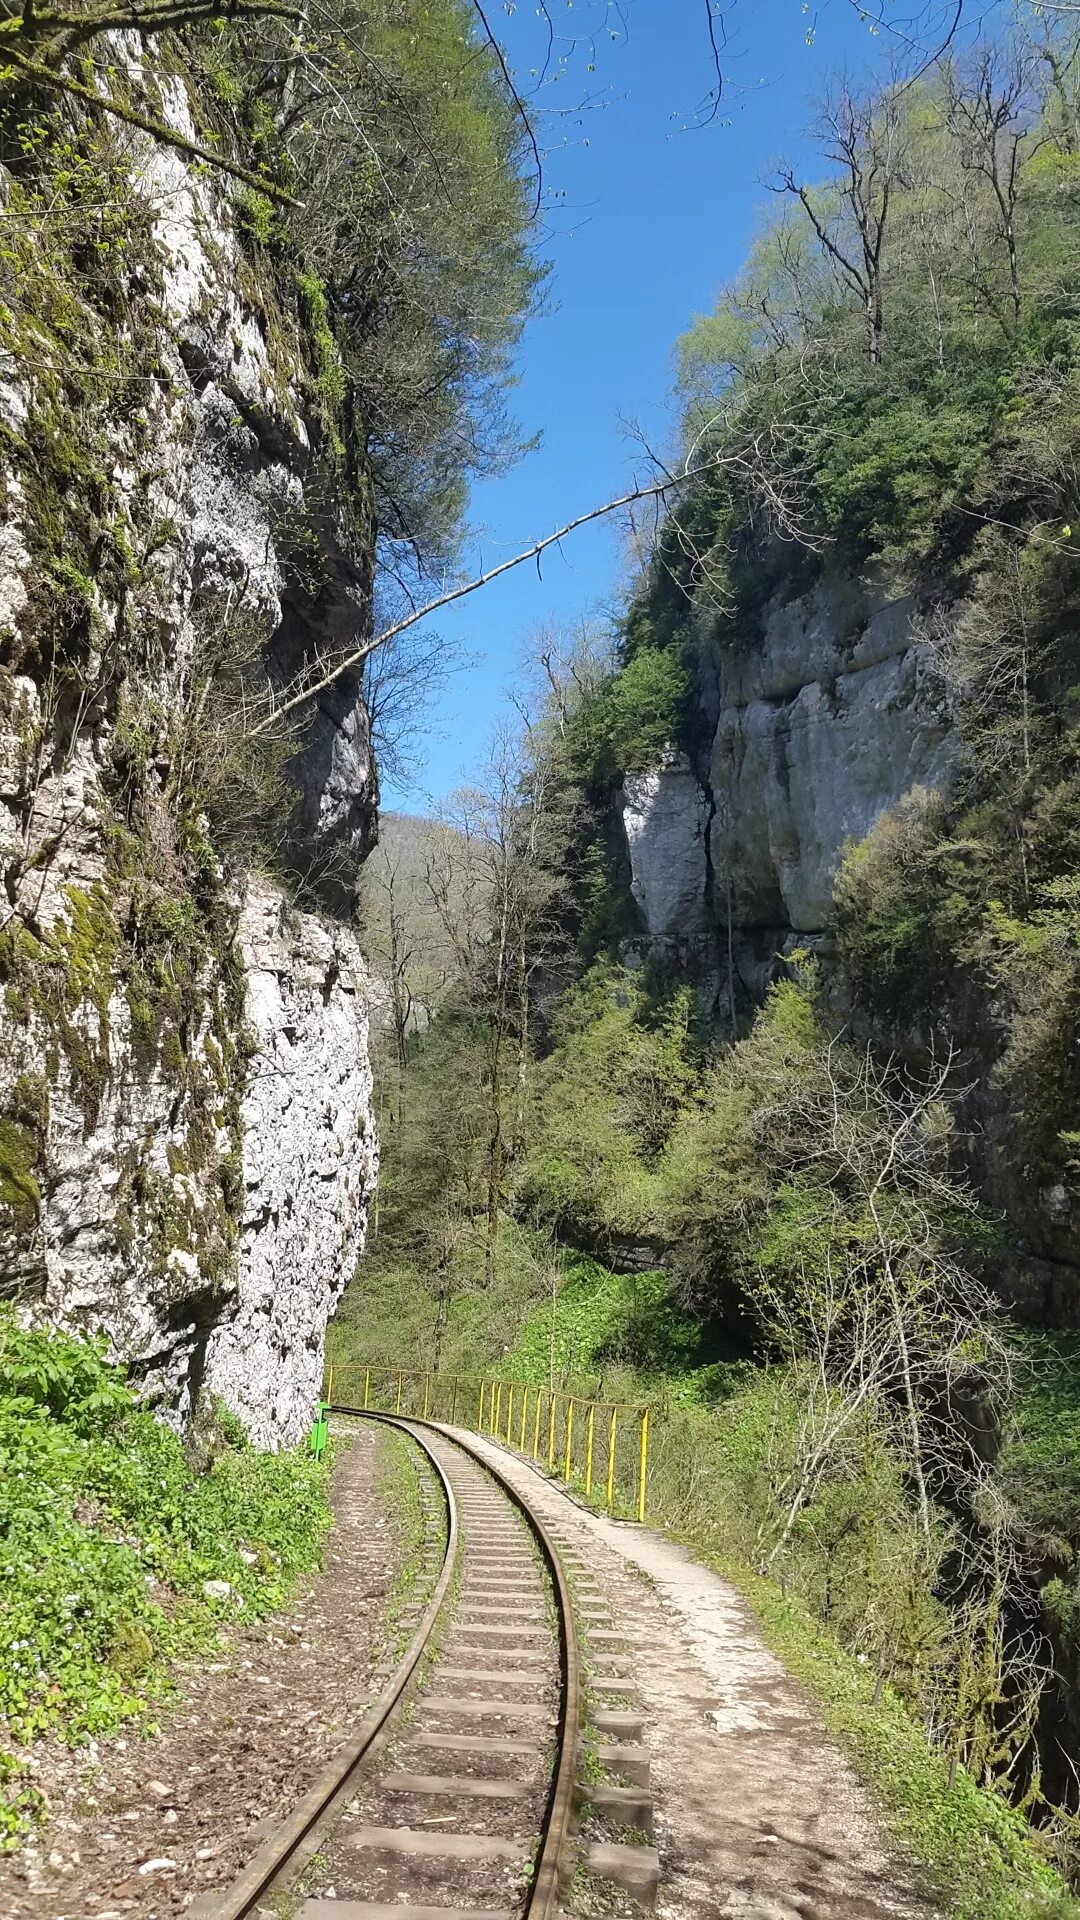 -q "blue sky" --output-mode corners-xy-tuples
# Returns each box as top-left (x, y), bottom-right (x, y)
(379, 0), (902, 811)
